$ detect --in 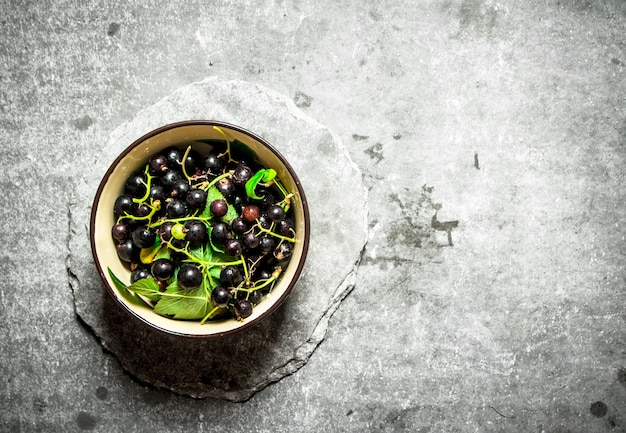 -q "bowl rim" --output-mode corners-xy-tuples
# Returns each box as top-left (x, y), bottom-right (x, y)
(90, 120), (310, 338)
